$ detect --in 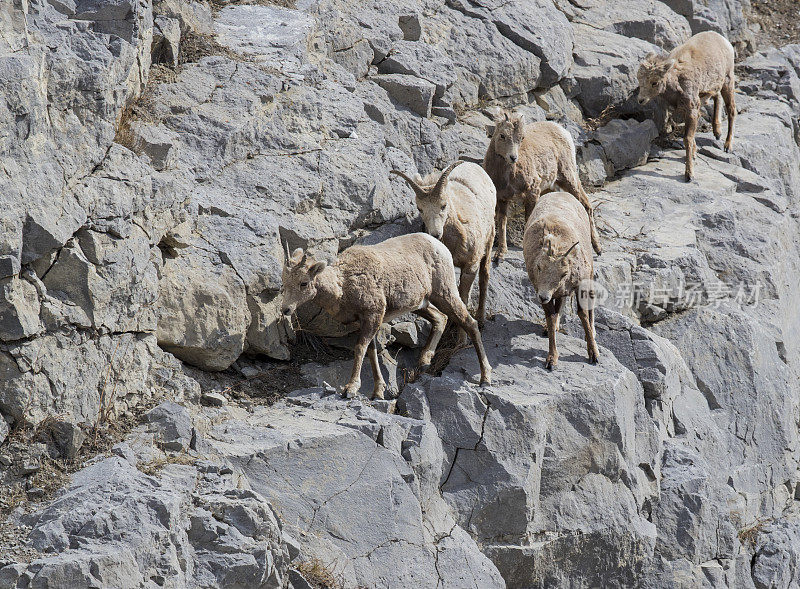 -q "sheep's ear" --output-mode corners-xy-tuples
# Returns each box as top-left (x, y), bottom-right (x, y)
(543, 233), (556, 257)
(309, 260), (327, 277)
(661, 58), (676, 72)
(289, 248), (304, 264)
(514, 113), (526, 128)
(485, 123), (496, 138)
(503, 111), (510, 122)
